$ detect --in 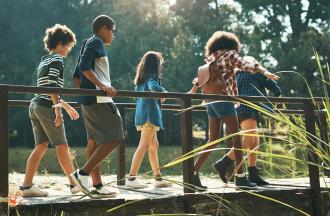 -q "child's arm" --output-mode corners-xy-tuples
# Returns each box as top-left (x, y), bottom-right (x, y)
(78, 39), (116, 97)
(147, 77), (166, 92)
(264, 79), (281, 97)
(72, 68), (81, 88)
(60, 100), (79, 120)
(46, 59), (64, 127)
(228, 51), (279, 80)
(82, 70), (117, 97)
(52, 100), (80, 120)
(50, 95), (64, 128)
(187, 77), (199, 94)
